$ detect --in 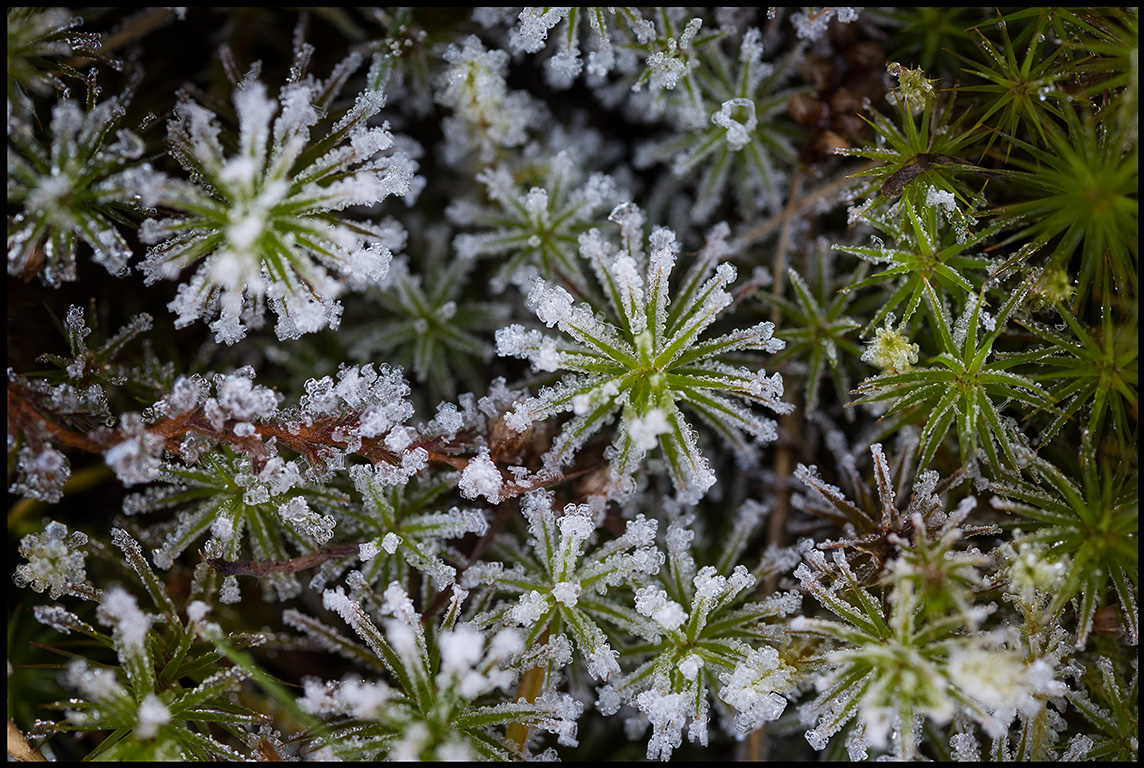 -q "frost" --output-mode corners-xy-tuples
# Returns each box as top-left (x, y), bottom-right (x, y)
(104, 413), (163, 487)
(12, 520), (89, 599)
(947, 644), (1065, 737)
(720, 646), (796, 732)
(635, 585), (687, 631)
(512, 7), (567, 54)
(64, 658), (127, 705)
(512, 590), (550, 625)
(628, 408), (671, 451)
(34, 604), (94, 636)
(429, 401), (464, 436)
(1061, 733), (1094, 761)
(711, 98), (757, 151)
(98, 585), (152, 651)
(381, 581), (419, 624)
(279, 497), (337, 544)
(138, 54), (411, 344)
(8, 91), (148, 285)
(496, 213), (788, 501)
(380, 532), (402, 555)
(693, 566), (728, 601)
(135, 692), (172, 739)
(636, 689), (690, 760)
(150, 375), (210, 420)
(436, 35), (541, 165)
(528, 278), (575, 328)
(551, 580), (582, 606)
(458, 447), (505, 504)
(791, 8), (859, 40)
(678, 654), (704, 681)
(925, 185), (957, 213)
(10, 444), (71, 504)
(585, 641), (621, 682)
